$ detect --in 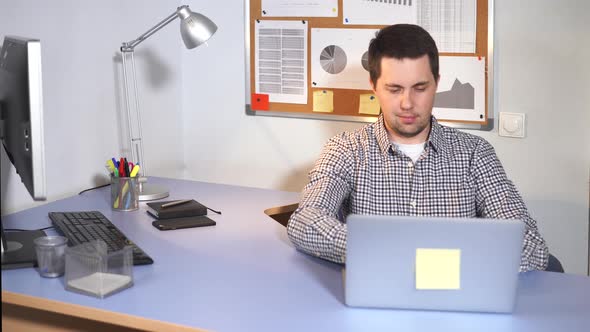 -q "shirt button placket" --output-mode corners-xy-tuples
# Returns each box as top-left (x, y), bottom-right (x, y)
(408, 159), (418, 215)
